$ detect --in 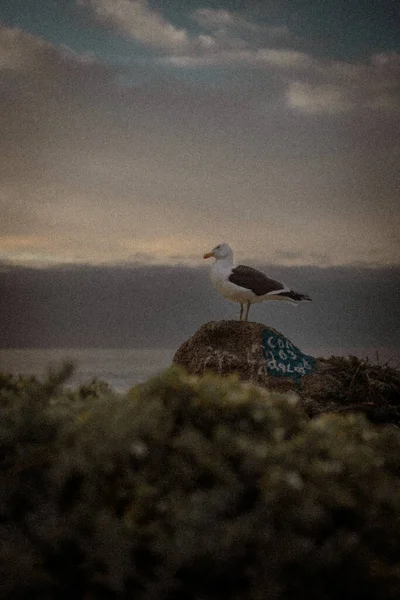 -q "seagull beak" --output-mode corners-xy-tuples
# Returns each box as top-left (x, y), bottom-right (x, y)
(203, 251), (214, 259)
